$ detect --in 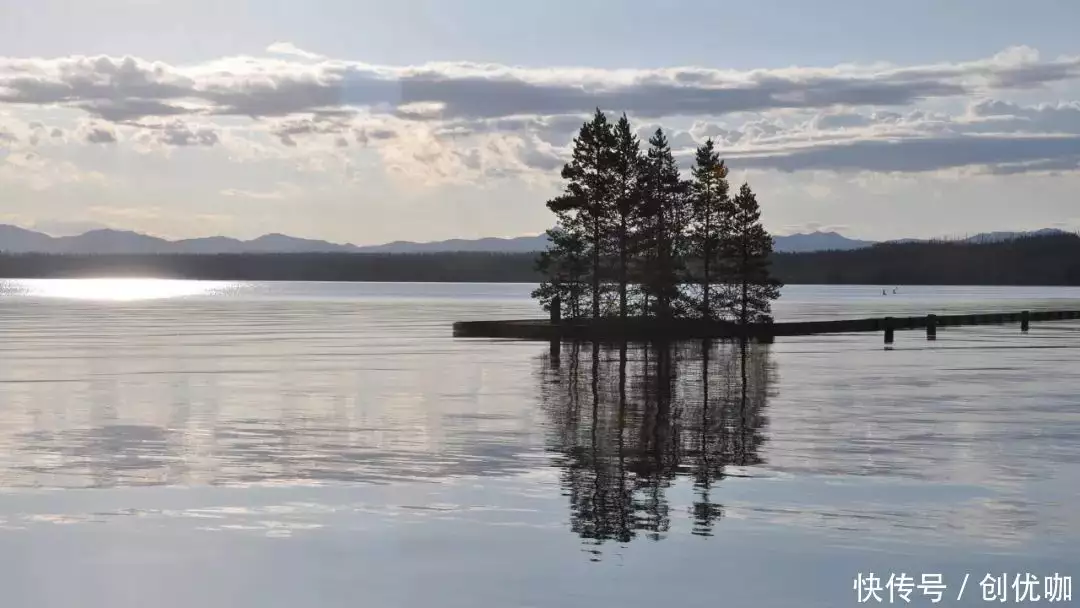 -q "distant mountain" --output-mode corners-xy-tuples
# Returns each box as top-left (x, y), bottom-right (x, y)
(0, 225), (55, 252)
(172, 236), (248, 254)
(354, 235), (551, 254)
(0, 224), (1073, 256)
(771, 231), (874, 252)
(240, 233), (357, 253)
(0, 226), (359, 255)
(54, 229), (168, 255)
(356, 231), (874, 254)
